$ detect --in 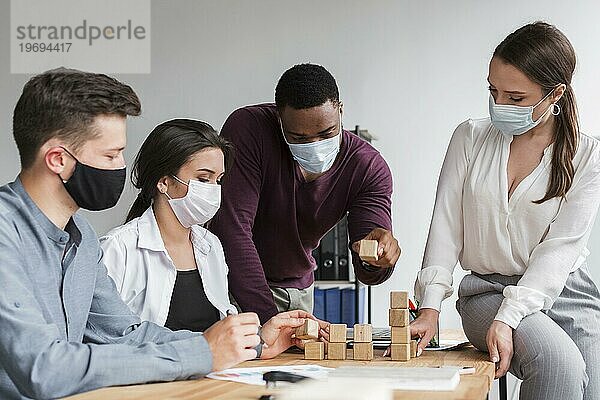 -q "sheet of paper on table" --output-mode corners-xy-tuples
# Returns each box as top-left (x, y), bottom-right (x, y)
(206, 365), (334, 386)
(329, 366), (461, 391)
(208, 364), (461, 392)
(425, 338), (471, 351)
